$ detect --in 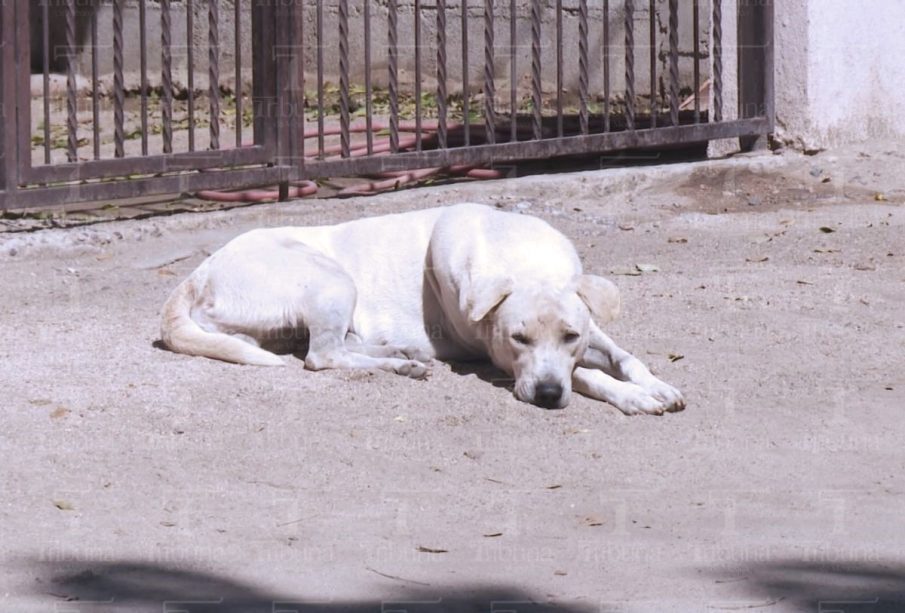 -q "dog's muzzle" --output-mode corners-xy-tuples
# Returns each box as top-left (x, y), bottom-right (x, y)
(534, 381), (564, 409)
